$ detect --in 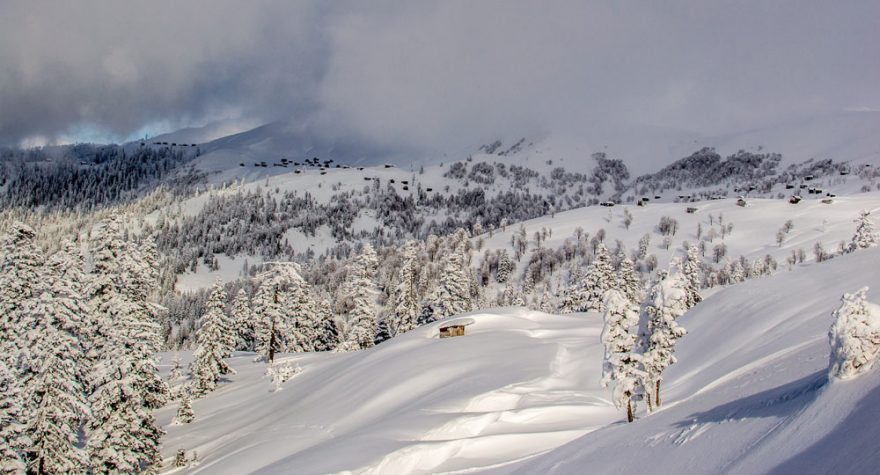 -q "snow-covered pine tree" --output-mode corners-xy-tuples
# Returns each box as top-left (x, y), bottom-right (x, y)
(435, 234), (474, 318)
(847, 210), (878, 253)
(828, 287), (880, 380)
(87, 217), (169, 409)
(388, 241), (421, 337)
(600, 290), (645, 422)
(373, 317), (392, 345)
(539, 284), (556, 313)
(558, 263), (585, 313)
(496, 249), (514, 283)
(0, 360), (26, 474)
(231, 289), (254, 351)
(25, 293), (90, 474)
(616, 254), (642, 305)
(169, 353), (183, 382)
(87, 346), (164, 473)
(174, 388), (195, 425)
(0, 223), (43, 377)
(313, 296), (339, 352)
(582, 244), (615, 312)
(86, 218), (167, 473)
(681, 245), (703, 308)
(253, 263), (301, 362)
(640, 262), (689, 408)
(190, 281), (235, 397)
(340, 244), (379, 350)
